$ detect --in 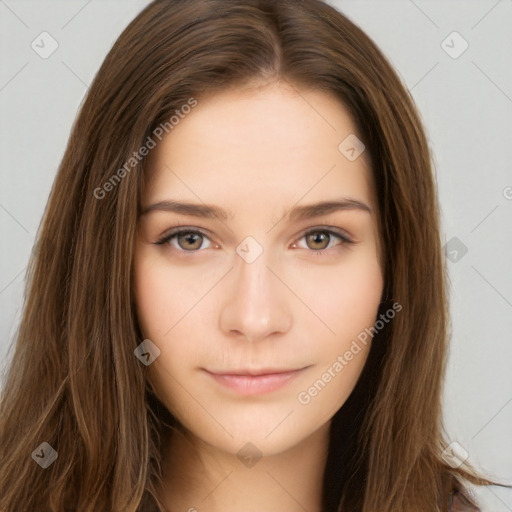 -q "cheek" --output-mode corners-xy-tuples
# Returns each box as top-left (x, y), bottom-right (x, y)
(133, 254), (199, 404)
(337, 256), (383, 326)
(133, 265), (169, 338)
(133, 251), (202, 338)
(133, 250), (210, 363)
(291, 251), (383, 345)
(294, 260), (382, 414)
